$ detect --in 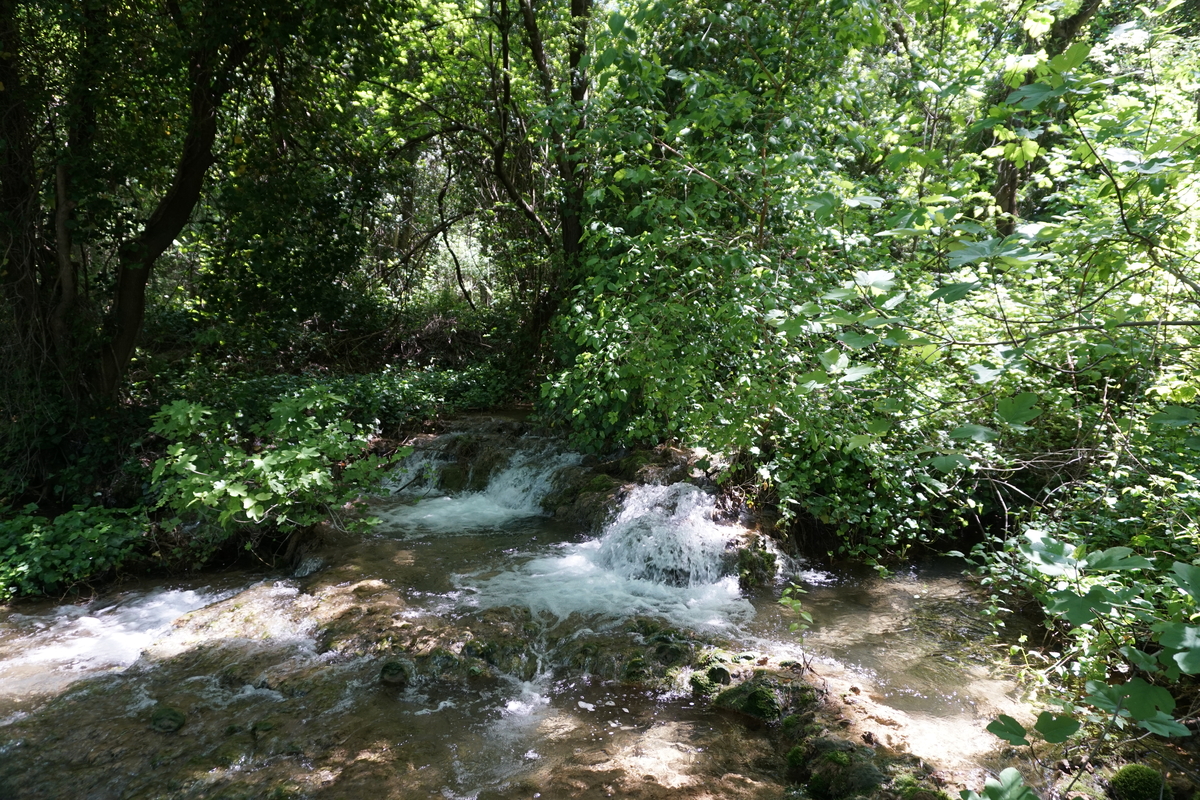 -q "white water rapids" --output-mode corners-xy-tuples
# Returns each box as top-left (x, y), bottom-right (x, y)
(0, 429), (1029, 799)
